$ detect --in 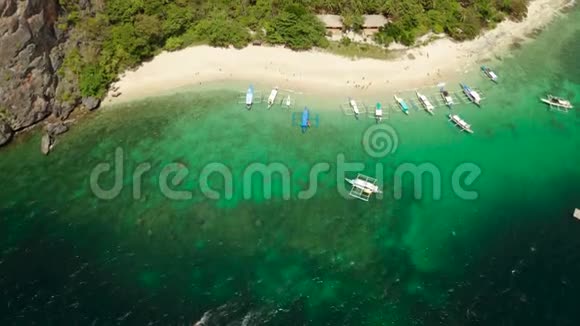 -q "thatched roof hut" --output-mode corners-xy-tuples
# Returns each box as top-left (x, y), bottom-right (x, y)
(316, 15), (343, 30)
(317, 14), (388, 33)
(363, 15), (389, 29)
